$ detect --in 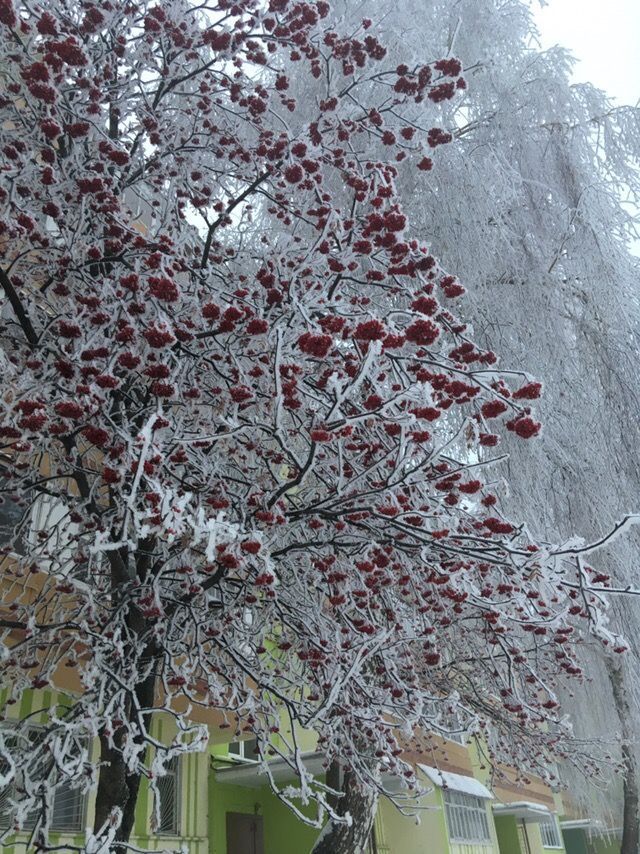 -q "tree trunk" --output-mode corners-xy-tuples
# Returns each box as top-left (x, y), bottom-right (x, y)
(93, 615), (158, 849)
(93, 730), (130, 835)
(312, 762), (378, 854)
(607, 659), (639, 854)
